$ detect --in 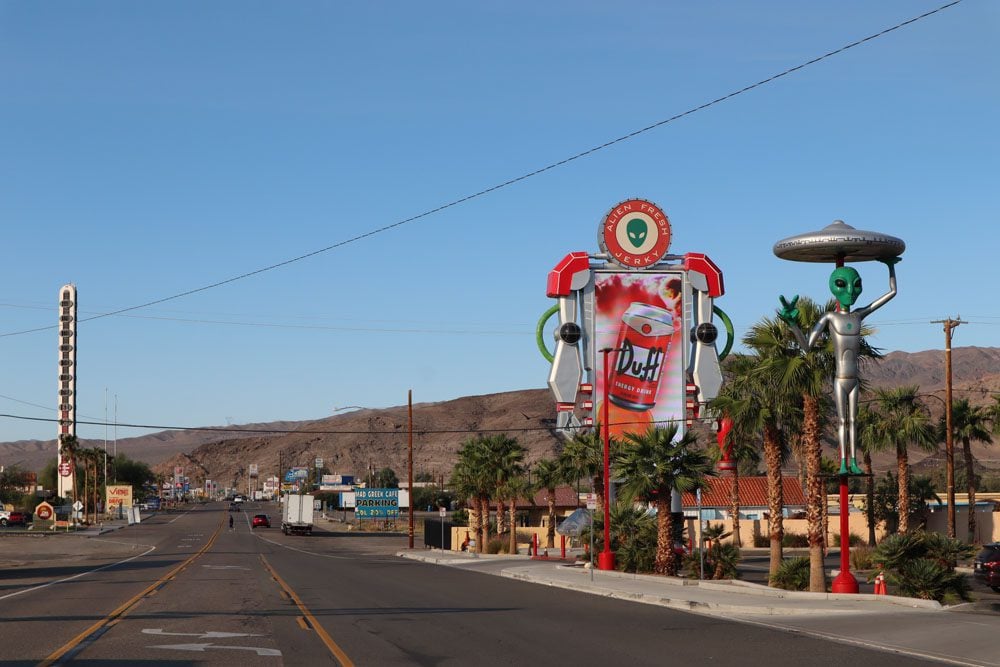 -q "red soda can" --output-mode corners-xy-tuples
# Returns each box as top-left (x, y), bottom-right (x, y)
(609, 303), (674, 411)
